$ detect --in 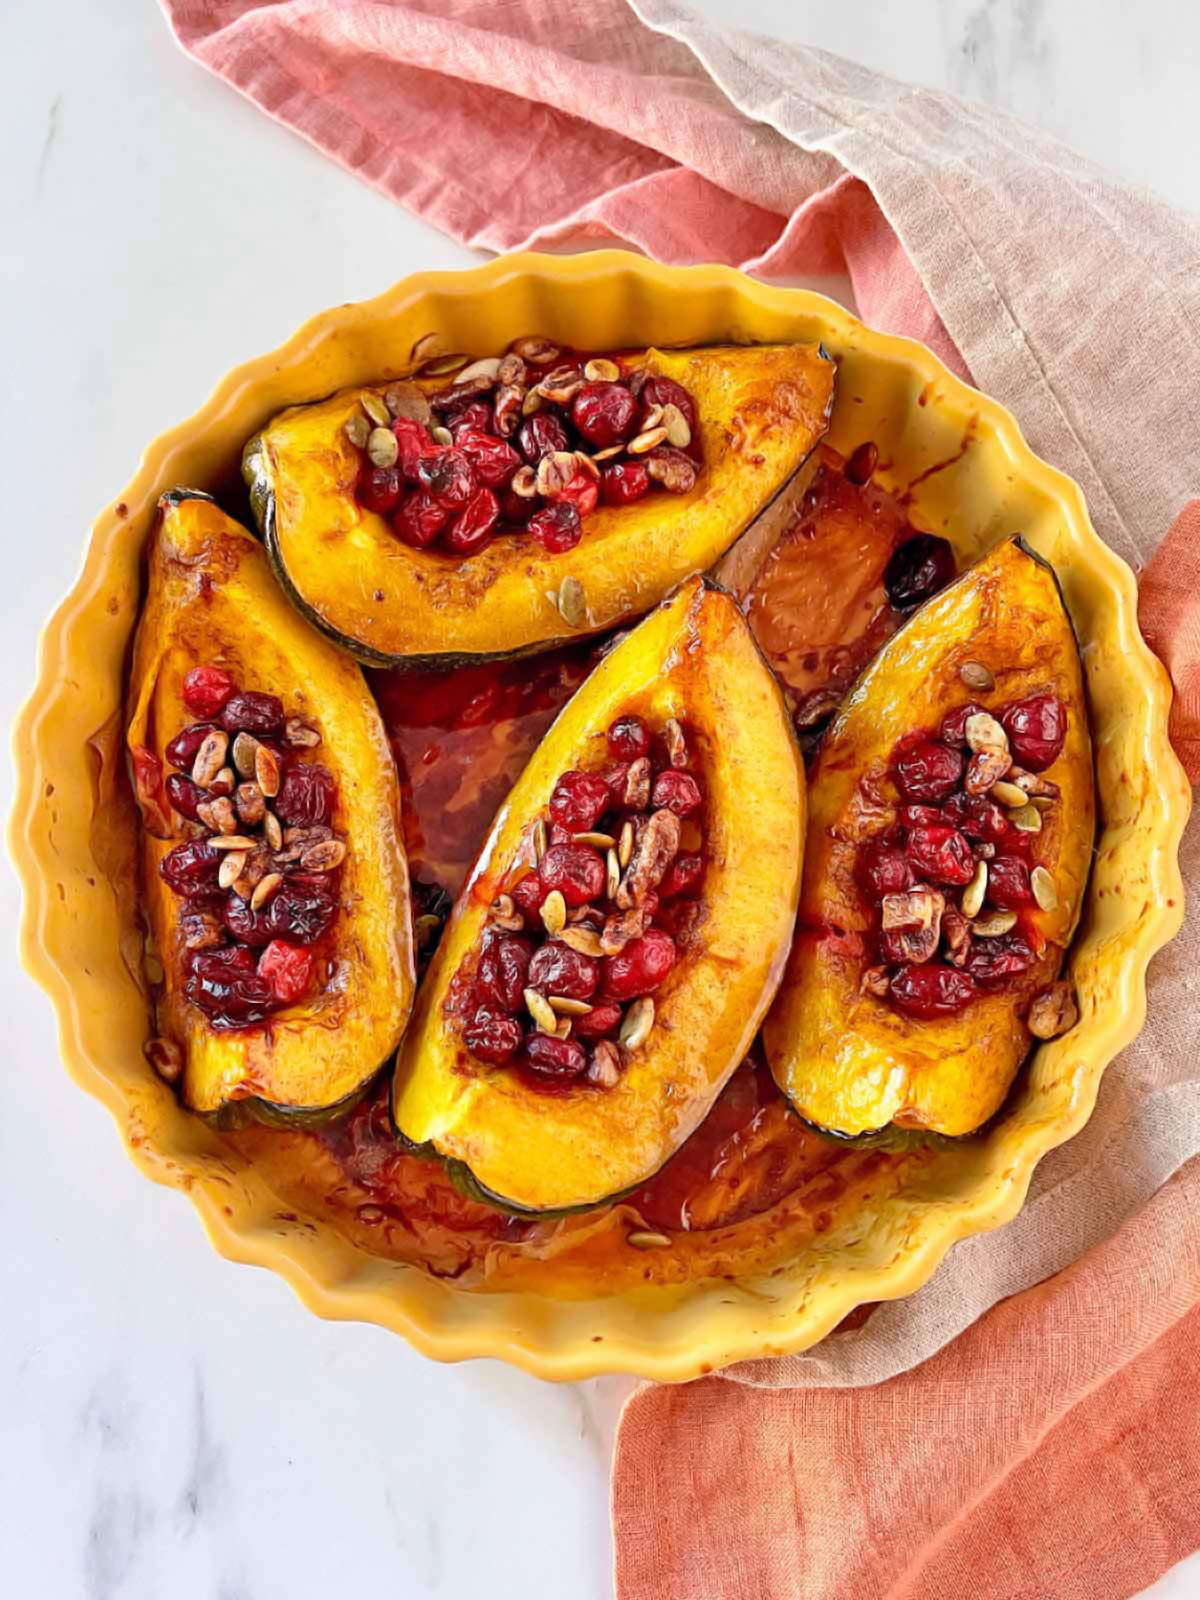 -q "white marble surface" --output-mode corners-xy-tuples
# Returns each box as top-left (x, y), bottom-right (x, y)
(3, 2), (1198, 1596)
